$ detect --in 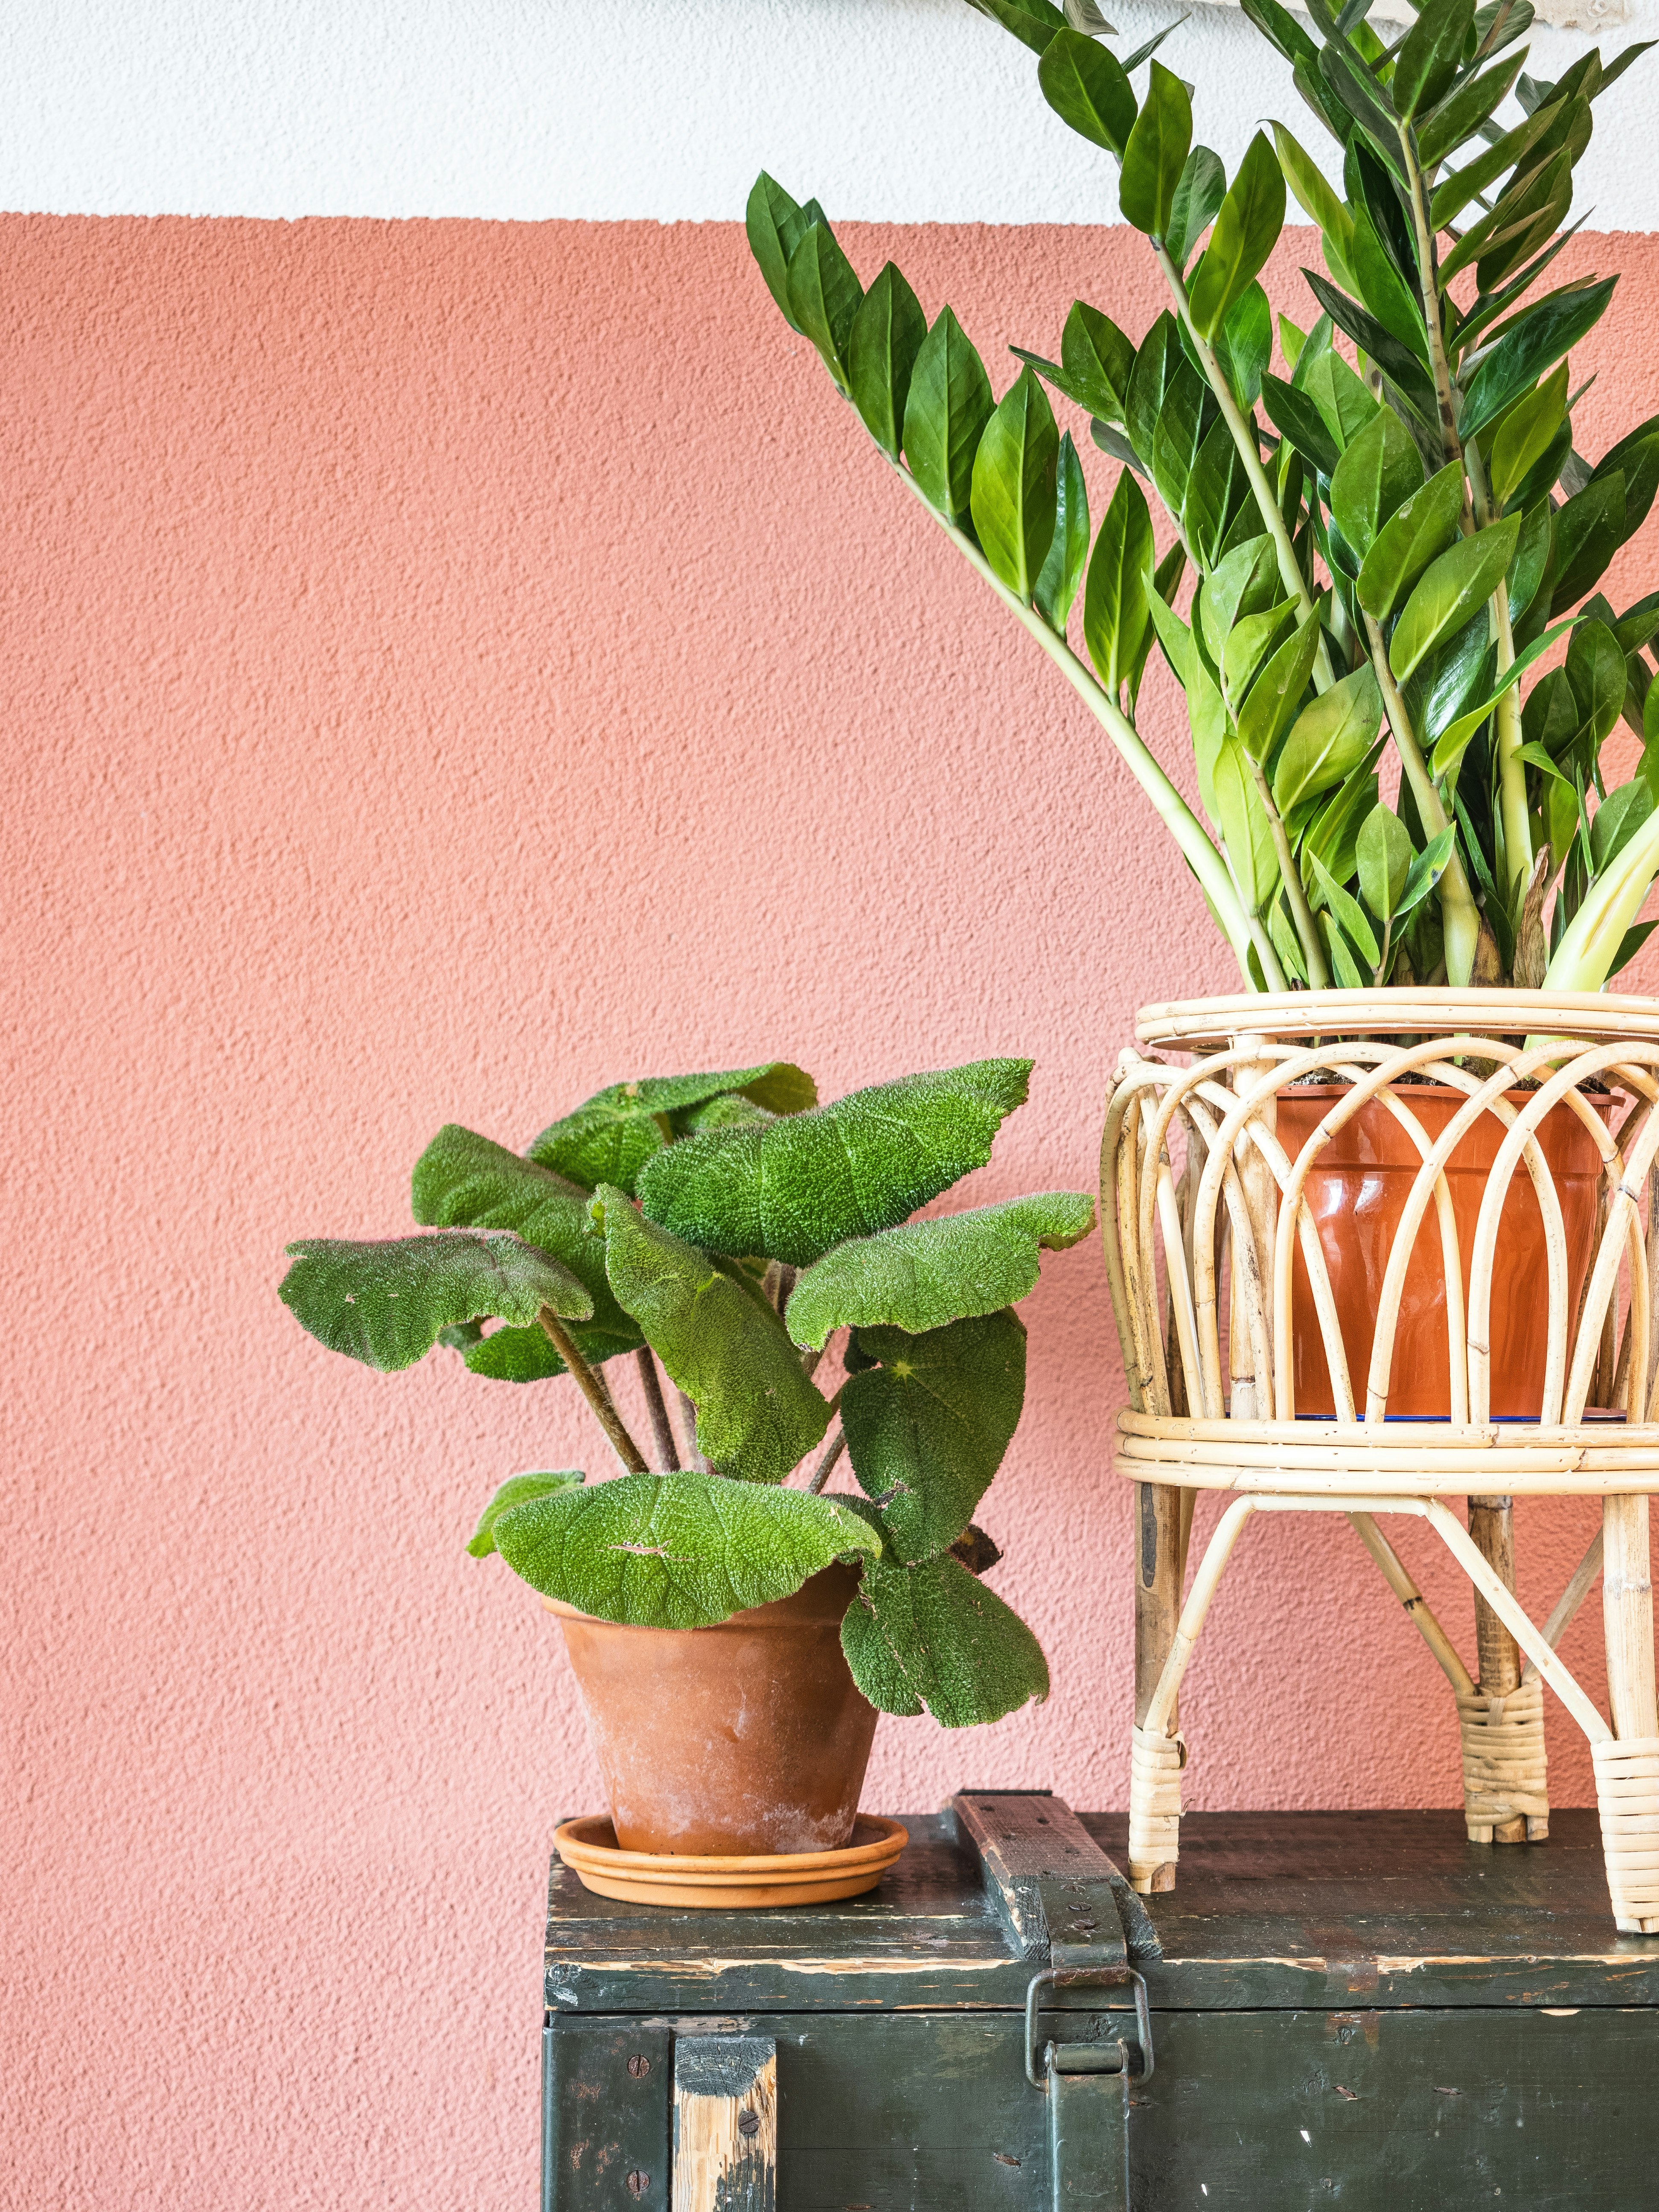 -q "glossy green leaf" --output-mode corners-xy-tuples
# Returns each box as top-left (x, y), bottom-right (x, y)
(528, 1064), (816, 1196)
(1310, 852), (1381, 968)
(469, 1472), (584, 1557)
(1568, 618), (1629, 751)
(1272, 664), (1384, 814)
(786, 1190), (1095, 1350)
(1347, 196), (1432, 370)
(1426, 613), (1581, 777)
(1461, 277), (1617, 442)
(840, 1311), (1026, 1563)
(1237, 611), (1321, 762)
(1124, 312), (1181, 468)
(786, 221), (864, 390)
(1150, 360), (1214, 518)
(1062, 300), (1137, 421)
(1272, 121), (1353, 255)
(1356, 803), (1414, 922)
(904, 308), (996, 531)
(1302, 269), (1437, 429)
(1166, 146), (1227, 270)
(1296, 337), (1380, 456)
(492, 1471), (879, 1629)
(1302, 744), (1385, 893)
(1183, 416), (1250, 568)
(1222, 597), (1298, 708)
(1213, 735), (1280, 911)
(1330, 407), (1425, 561)
(1083, 466), (1156, 696)
(848, 262), (928, 460)
(637, 1059), (1033, 1271)
(1259, 371), (1341, 478)
(1395, 825), (1457, 922)
(1318, 41), (1403, 173)
(1549, 474), (1626, 616)
(1592, 414), (1659, 537)
(1487, 362), (1569, 510)
(279, 1231), (592, 1373)
(1390, 517), (1521, 684)
(594, 1188), (831, 1482)
(1199, 536), (1282, 666)
(1034, 431), (1091, 632)
(1214, 279), (1274, 411)
(840, 1551), (1048, 1725)
(1355, 462), (1466, 621)
(1187, 133), (1286, 340)
(1416, 51), (1526, 165)
(1038, 26), (1137, 154)
(1428, 101), (1561, 233)
(970, 369), (1060, 602)
(1119, 61), (1193, 240)
(746, 173), (823, 329)
(1393, 0), (1478, 119)
(960, 0), (1068, 55)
